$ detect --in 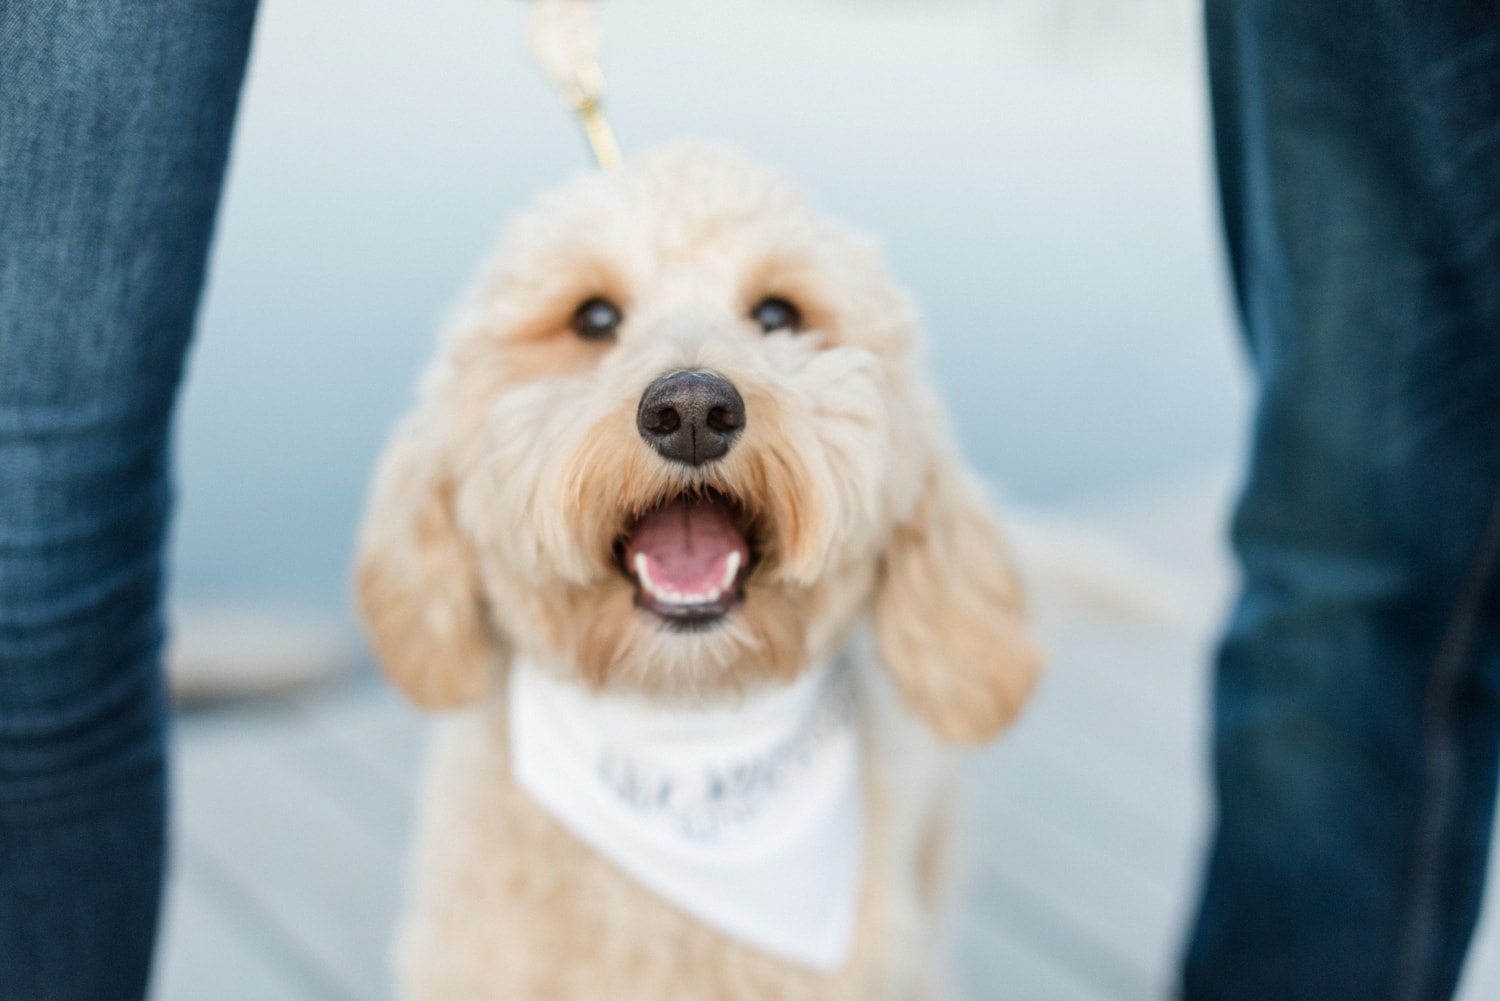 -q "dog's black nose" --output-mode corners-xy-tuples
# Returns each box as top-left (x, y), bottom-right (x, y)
(637, 371), (745, 466)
